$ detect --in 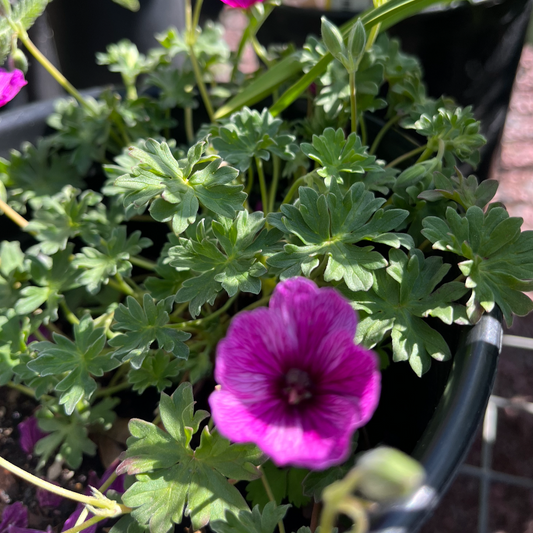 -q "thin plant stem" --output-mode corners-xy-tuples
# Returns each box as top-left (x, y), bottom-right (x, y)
(185, 107), (195, 145)
(231, 23), (251, 82)
(0, 197), (29, 228)
(310, 501), (322, 533)
(107, 363), (130, 388)
(255, 157), (269, 216)
(415, 145), (435, 164)
(15, 26), (90, 111)
(245, 166), (254, 195)
(268, 155), (280, 213)
(168, 292), (239, 329)
(359, 112), (367, 146)
(130, 255), (157, 271)
(0, 456), (129, 512)
(281, 172), (315, 205)
(259, 466), (286, 533)
(93, 381), (130, 399)
(189, 47), (215, 123)
(33, 328), (48, 342)
(63, 516), (108, 533)
(60, 299), (80, 325)
(369, 114), (401, 155)
(113, 274), (135, 296)
(385, 144), (426, 169)
(251, 35), (271, 68)
(191, 0), (204, 36)
(349, 72), (357, 135)
(240, 293), (270, 312)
